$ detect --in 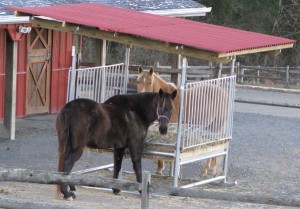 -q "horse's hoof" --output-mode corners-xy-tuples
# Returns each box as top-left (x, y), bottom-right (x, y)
(112, 188), (121, 195)
(208, 169), (217, 176)
(64, 192), (76, 200)
(64, 196), (74, 201)
(199, 171), (207, 178)
(155, 171), (163, 175)
(69, 185), (76, 191)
